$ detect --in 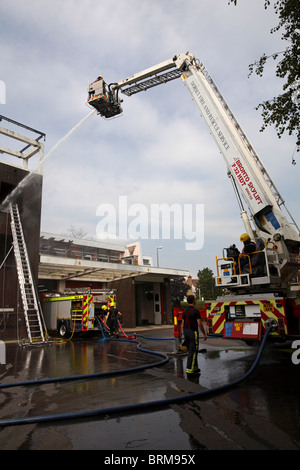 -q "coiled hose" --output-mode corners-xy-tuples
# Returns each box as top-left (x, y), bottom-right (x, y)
(0, 326), (272, 427)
